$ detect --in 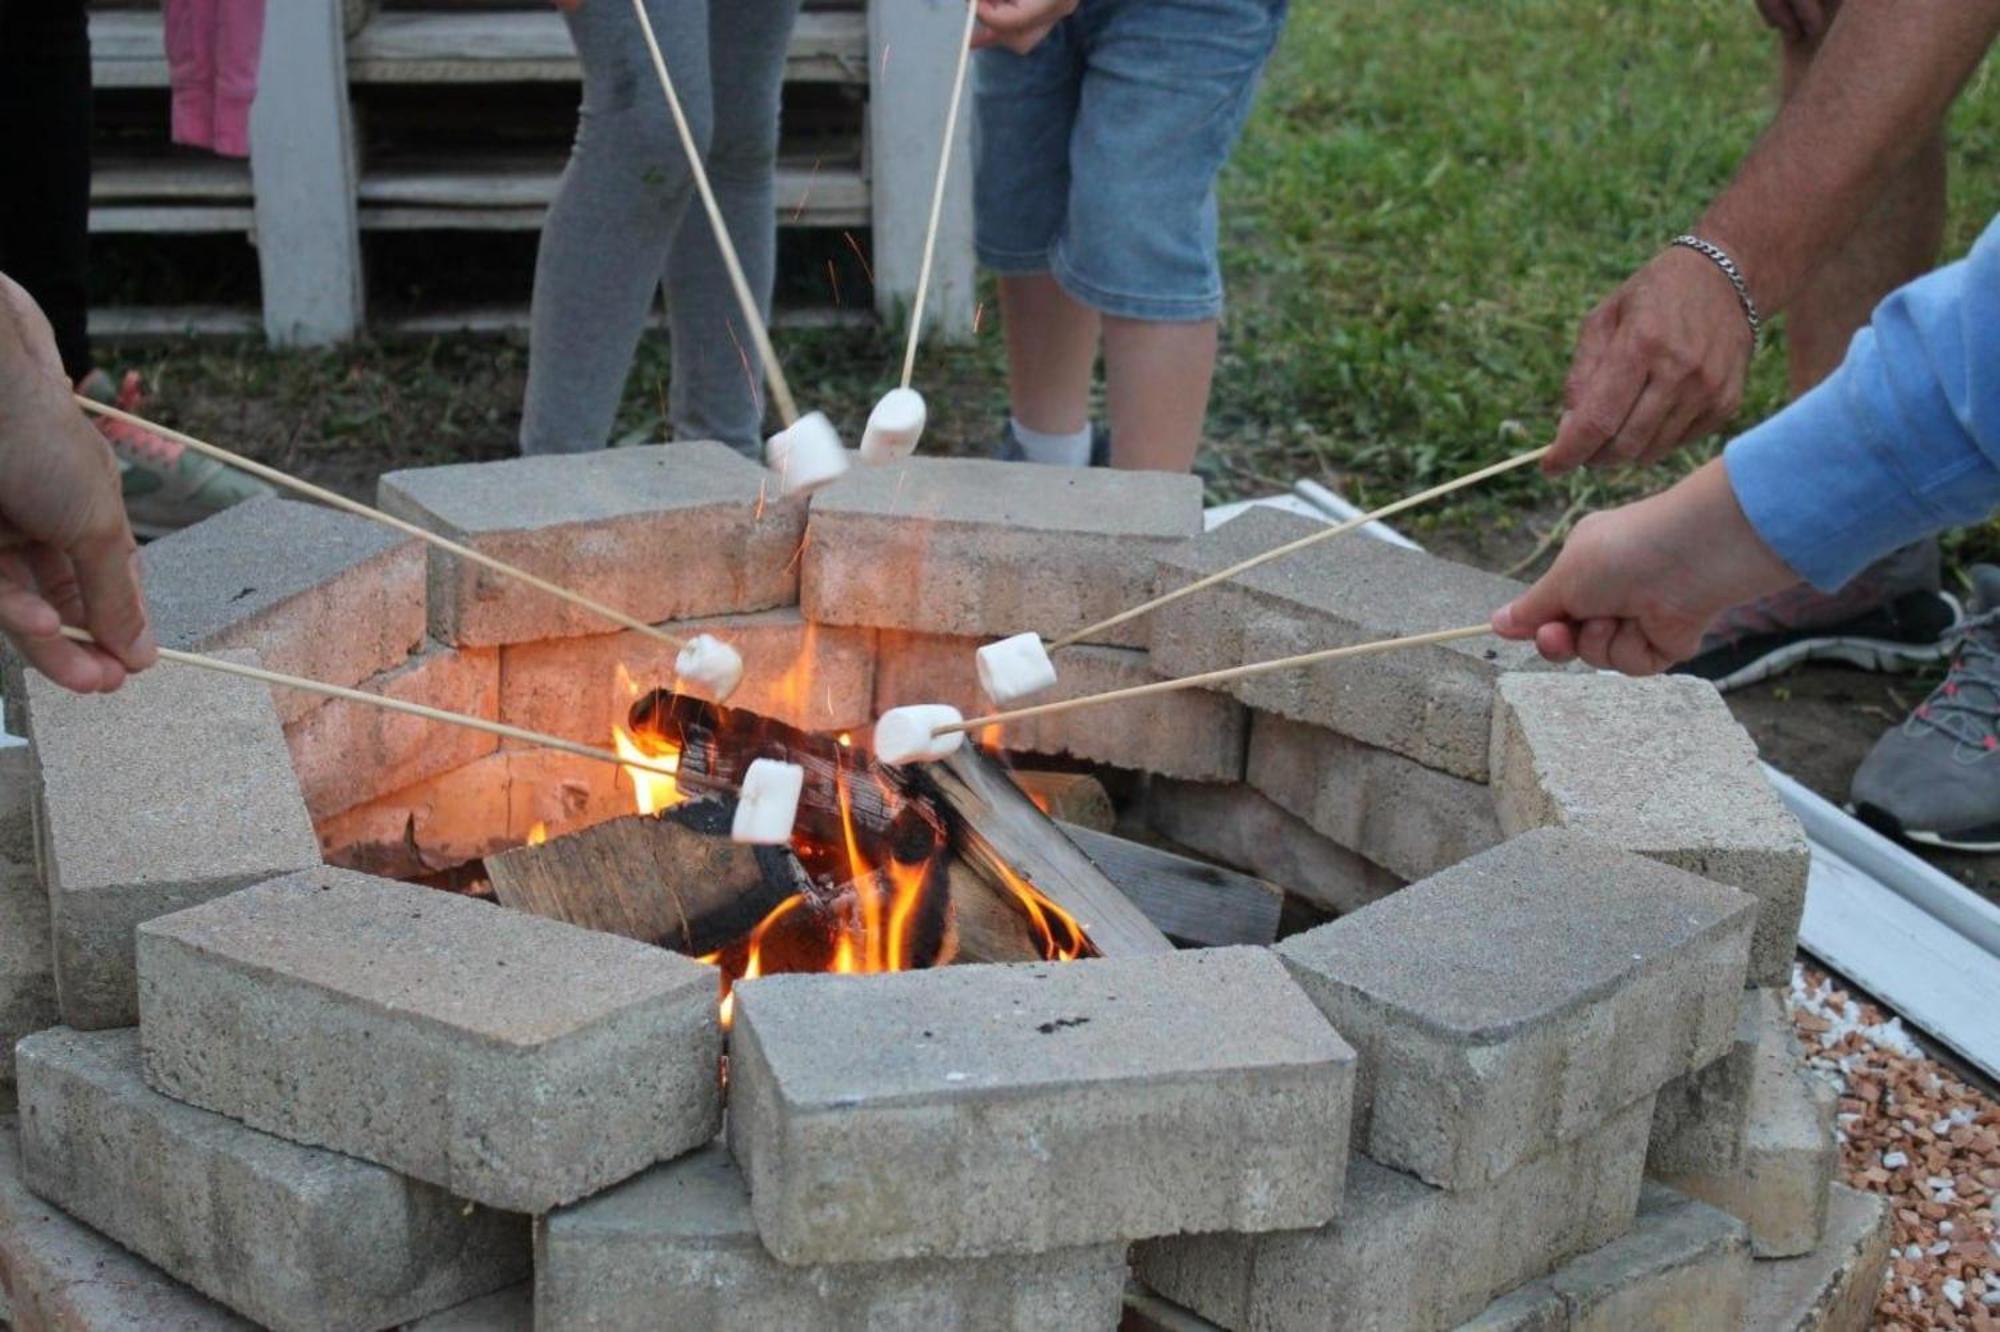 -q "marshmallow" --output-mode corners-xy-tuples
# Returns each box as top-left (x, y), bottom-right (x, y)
(766, 411), (850, 496)
(859, 387), (927, 464)
(975, 632), (1059, 706)
(731, 759), (806, 845)
(674, 633), (745, 703)
(873, 704), (967, 767)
